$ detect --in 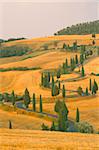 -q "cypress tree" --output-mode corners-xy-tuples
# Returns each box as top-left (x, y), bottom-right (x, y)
(75, 54), (78, 64)
(94, 79), (98, 92)
(89, 78), (92, 91)
(81, 66), (85, 77)
(40, 94), (43, 113)
(48, 72), (50, 82)
(11, 90), (15, 106)
(76, 108), (80, 122)
(80, 54), (84, 64)
(24, 88), (30, 108)
(9, 120), (12, 129)
(65, 58), (68, 68)
(51, 76), (55, 96)
(86, 87), (88, 96)
(32, 93), (36, 112)
(62, 85), (66, 98)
